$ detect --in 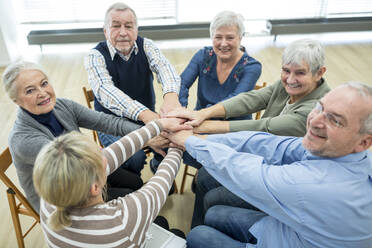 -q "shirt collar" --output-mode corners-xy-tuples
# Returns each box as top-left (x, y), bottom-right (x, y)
(305, 148), (370, 163)
(106, 40), (138, 61)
